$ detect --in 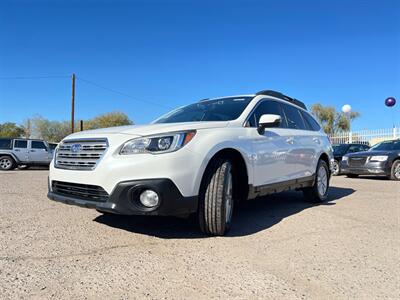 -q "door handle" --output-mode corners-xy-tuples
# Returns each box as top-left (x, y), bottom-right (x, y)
(313, 137), (321, 144)
(15, 149), (20, 152)
(30, 150), (36, 152)
(286, 137), (294, 144)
